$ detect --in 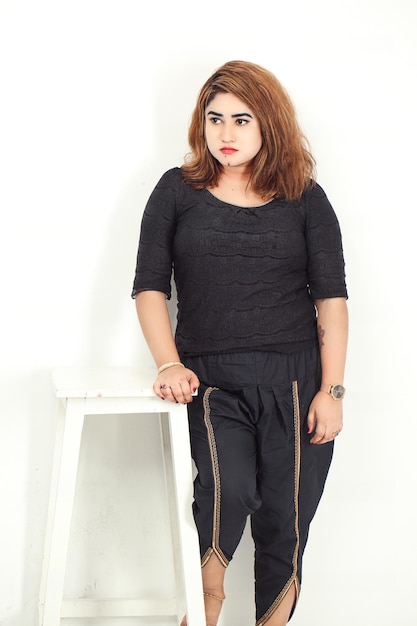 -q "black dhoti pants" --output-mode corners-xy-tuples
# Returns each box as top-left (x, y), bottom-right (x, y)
(184, 348), (334, 625)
